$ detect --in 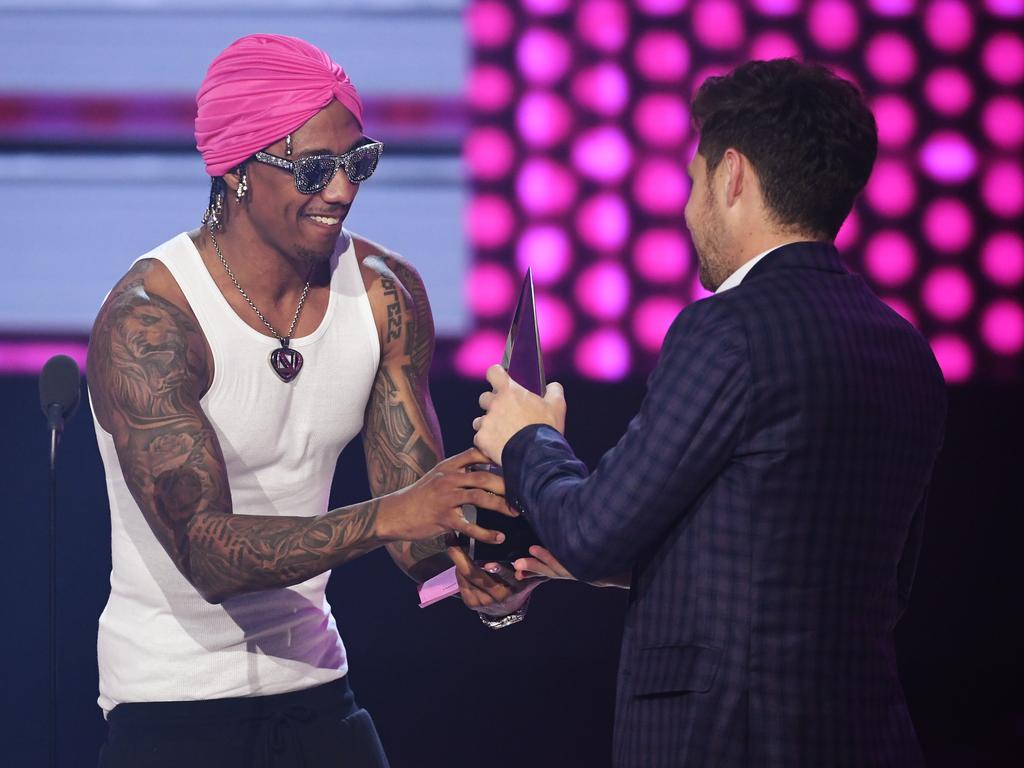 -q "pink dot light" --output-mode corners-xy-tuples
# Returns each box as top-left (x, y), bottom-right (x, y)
(919, 132), (978, 184)
(634, 157), (690, 215)
(752, 0), (802, 15)
(864, 230), (917, 286)
(923, 0), (974, 53)
(576, 0), (630, 52)
(922, 198), (974, 253)
(575, 329), (632, 381)
(750, 31), (801, 60)
(517, 27), (572, 85)
(517, 226), (573, 286)
(865, 32), (918, 85)
(923, 68), (974, 116)
(982, 33), (1024, 86)
(575, 261), (631, 320)
(455, 329), (506, 377)
(633, 94), (689, 147)
(865, 159), (917, 217)
(868, 0), (917, 14)
(981, 161), (1024, 219)
(524, 0), (571, 13)
(634, 31), (691, 82)
(572, 126), (633, 183)
(981, 232), (1024, 287)
(982, 97), (1024, 150)
(467, 1), (516, 48)
(468, 66), (515, 112)
(576, 194), (631, 251)
(517, 91), (573, 148)
(981, 301), (1024, 356)
(633, 297), (685, 352)
(985, 0), (1024, 15)
(572, 63), (630, 116)
(633, 228), (691, 282)
(872, 95), (917, 149)
(638, 0), (690, 13)
(535, 293), (574, 351)
(835, 208), (860, 249)
(467, 195), (515, 249)
(930, 334), (974, 383)
(465, 128), (515, 180)
(808, 0), (860, 52)
(467, 262), (517, 318)
(693, 0), (745, 50)
(922, 267), (974, 321)
(516, 158), (578, 216)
